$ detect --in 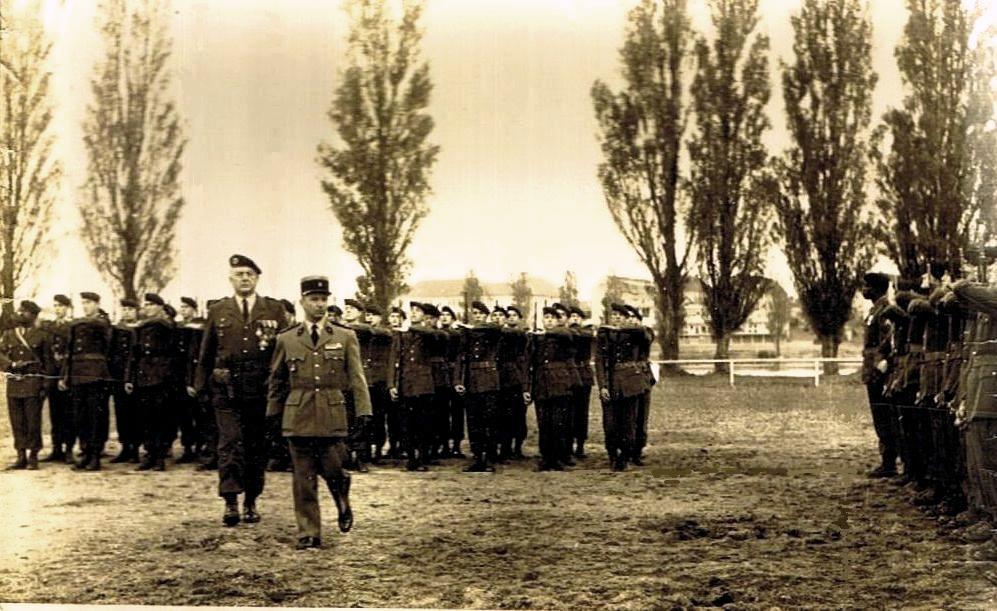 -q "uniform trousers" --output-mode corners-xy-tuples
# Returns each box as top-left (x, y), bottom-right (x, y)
(634, 390), (651, 457)
(432, 389), (451, 451)
(400, 395), (433, 462)
(449, 391), (466, 444)
(177, 391), (200, 451)
(49, 387), (74, 451)
(603, 394), (639, 461)
(535, 396), (571, 464)
(135, 383), (175, 460)
(866, 382), (899, 468)
(497, 386), (522, 453)
(72, 382), (108, 458)
(465, 391), (498, 460)
(368, 382), (389, 451)
(571, 385), (591, 447)
(288, 437), (349, 539)
(892, 388), (925, 482)
(962, 420), (997, 521)
(112, 385), (140, 449)
(214, 394), (267, 499)
(8, 395), (43, 451)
